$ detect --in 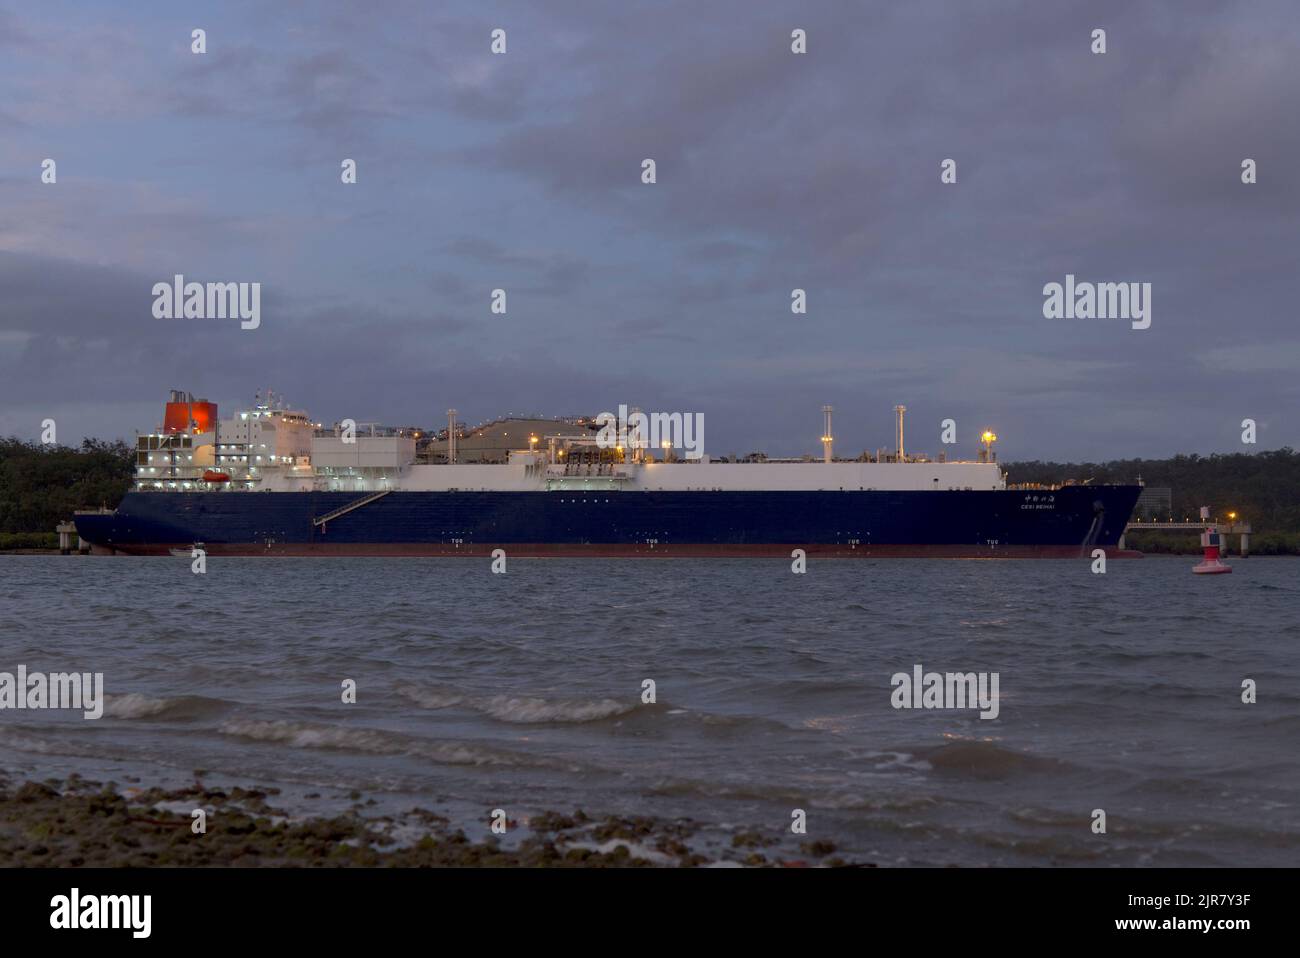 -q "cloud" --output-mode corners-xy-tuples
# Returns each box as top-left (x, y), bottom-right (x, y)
(0, 0), (1297, 460)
